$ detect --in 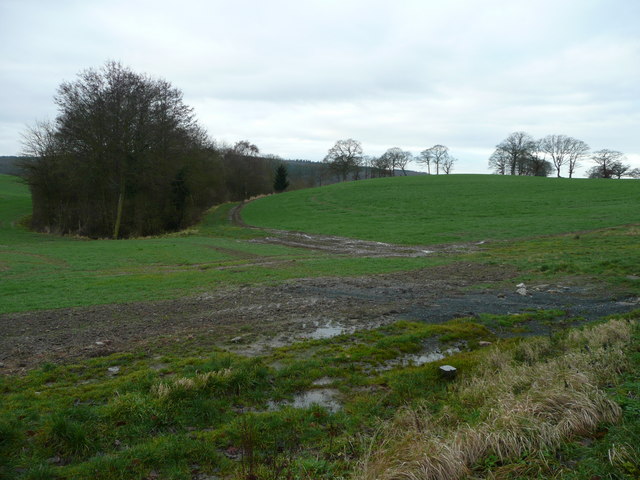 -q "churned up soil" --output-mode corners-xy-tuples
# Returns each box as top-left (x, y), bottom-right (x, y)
(2, 257), (638, 374)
